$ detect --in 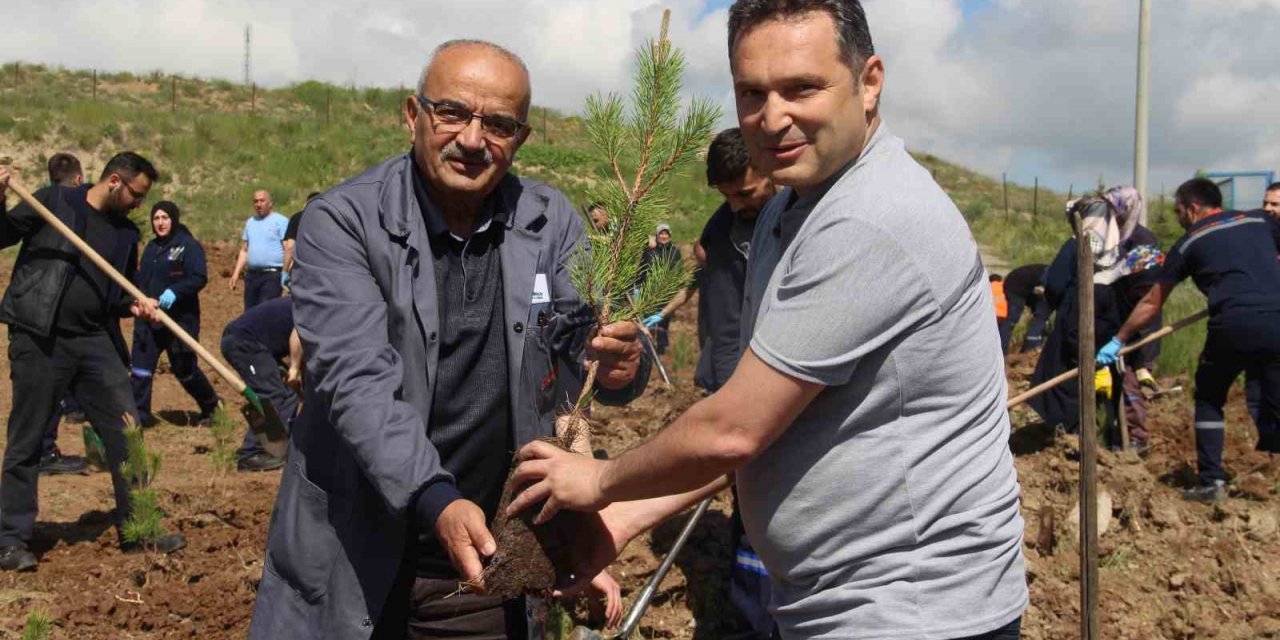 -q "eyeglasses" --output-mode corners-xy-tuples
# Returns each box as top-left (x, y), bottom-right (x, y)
(116, 177), (147, 202)
(416, 95), (527, 140)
